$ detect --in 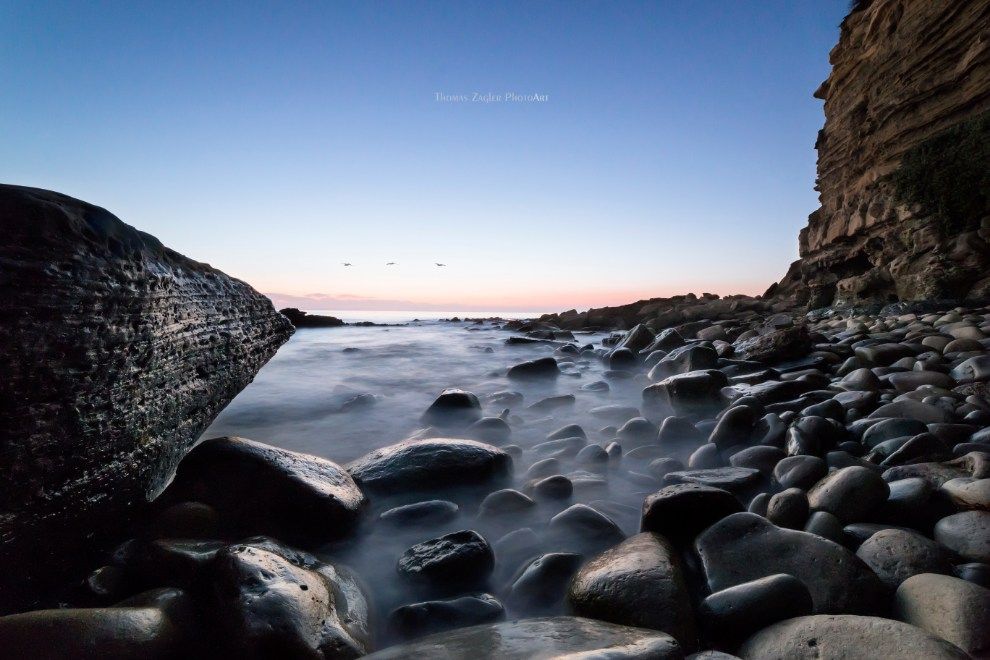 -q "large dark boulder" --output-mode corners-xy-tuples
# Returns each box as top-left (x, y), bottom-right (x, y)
(158, 436), (367, 546)
(0, 185), (292, 608)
